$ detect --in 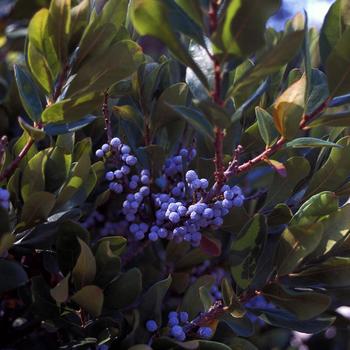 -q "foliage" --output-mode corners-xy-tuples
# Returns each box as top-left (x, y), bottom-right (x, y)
(1, 0), (350, 349)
